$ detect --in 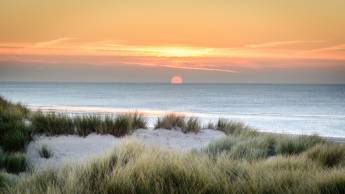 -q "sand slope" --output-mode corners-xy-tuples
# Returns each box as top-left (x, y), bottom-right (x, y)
(26, 129), (225, 170)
